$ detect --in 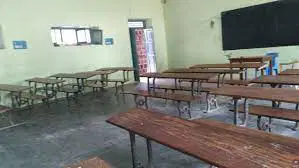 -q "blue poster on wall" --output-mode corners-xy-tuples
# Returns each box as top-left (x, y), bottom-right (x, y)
(105, 38), (114, 45)
(13, 40), (27, 49)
